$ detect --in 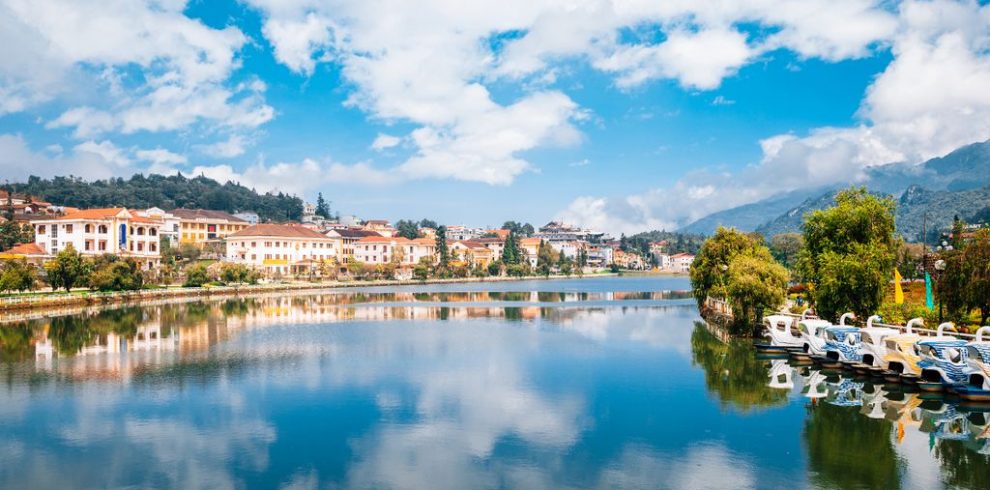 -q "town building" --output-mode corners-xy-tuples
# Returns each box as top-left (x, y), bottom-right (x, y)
(669, 253), (695, 273)
(225, 224), (338, 276)
(30, 208), (163, 269)
(655, 253), (671, 270)
(449, 240), (494, 268)
(535, 221), (605, 242)
(519, 237), (543, 267)
(352, 236), (436, 266)
(0, 190), (55, 218)
(0, 242), (49, 266)
(586, 245), (613, 268)
(549, 240), (581, 259)
(476, 237), (505, 260)
(170, 209), (249, 245)
(363, 220), (396, 237)
(325, 228), (383, 262)
(140, 208), (181, 245)
(649, 240), (668, 257)
(233, 211), (260, 225)
(613, 249), (646, 270)
(446, 225), (482, 241)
